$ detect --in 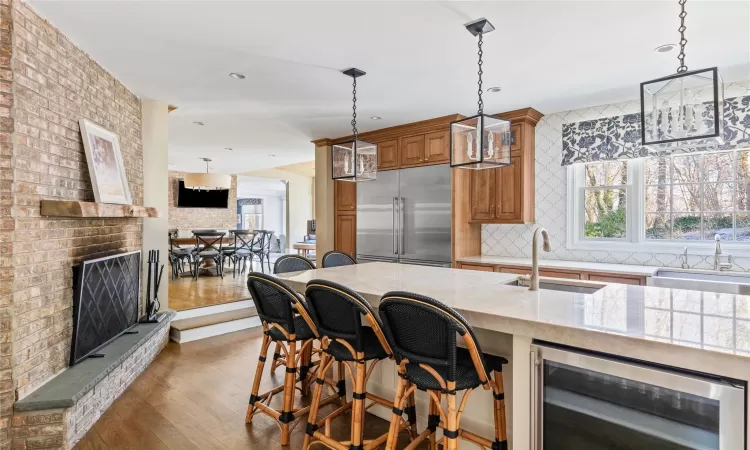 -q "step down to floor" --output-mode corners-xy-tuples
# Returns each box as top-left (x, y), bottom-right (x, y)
(170, 305), (261, 343)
